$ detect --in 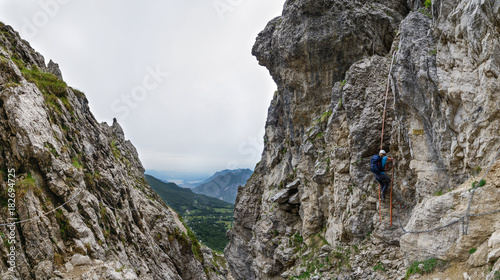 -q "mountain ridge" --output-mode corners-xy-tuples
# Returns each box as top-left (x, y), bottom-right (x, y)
(0, 22), (227, 280)
(145, 174), (234, 252)
(193, 169), (253, 203)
